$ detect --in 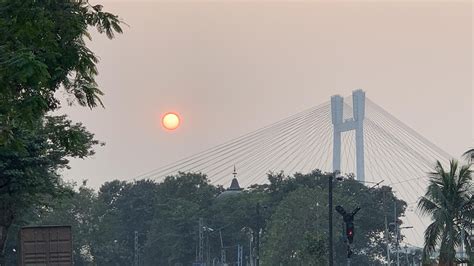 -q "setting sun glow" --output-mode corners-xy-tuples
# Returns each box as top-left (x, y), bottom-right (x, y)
(162, 112), (180, 130)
